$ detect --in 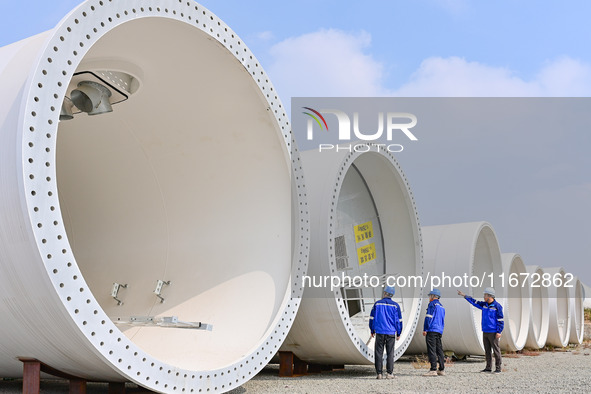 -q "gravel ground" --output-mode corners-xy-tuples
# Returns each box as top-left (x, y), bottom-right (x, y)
(1, 346), (589, 393)
(230, 346), (591, 394)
